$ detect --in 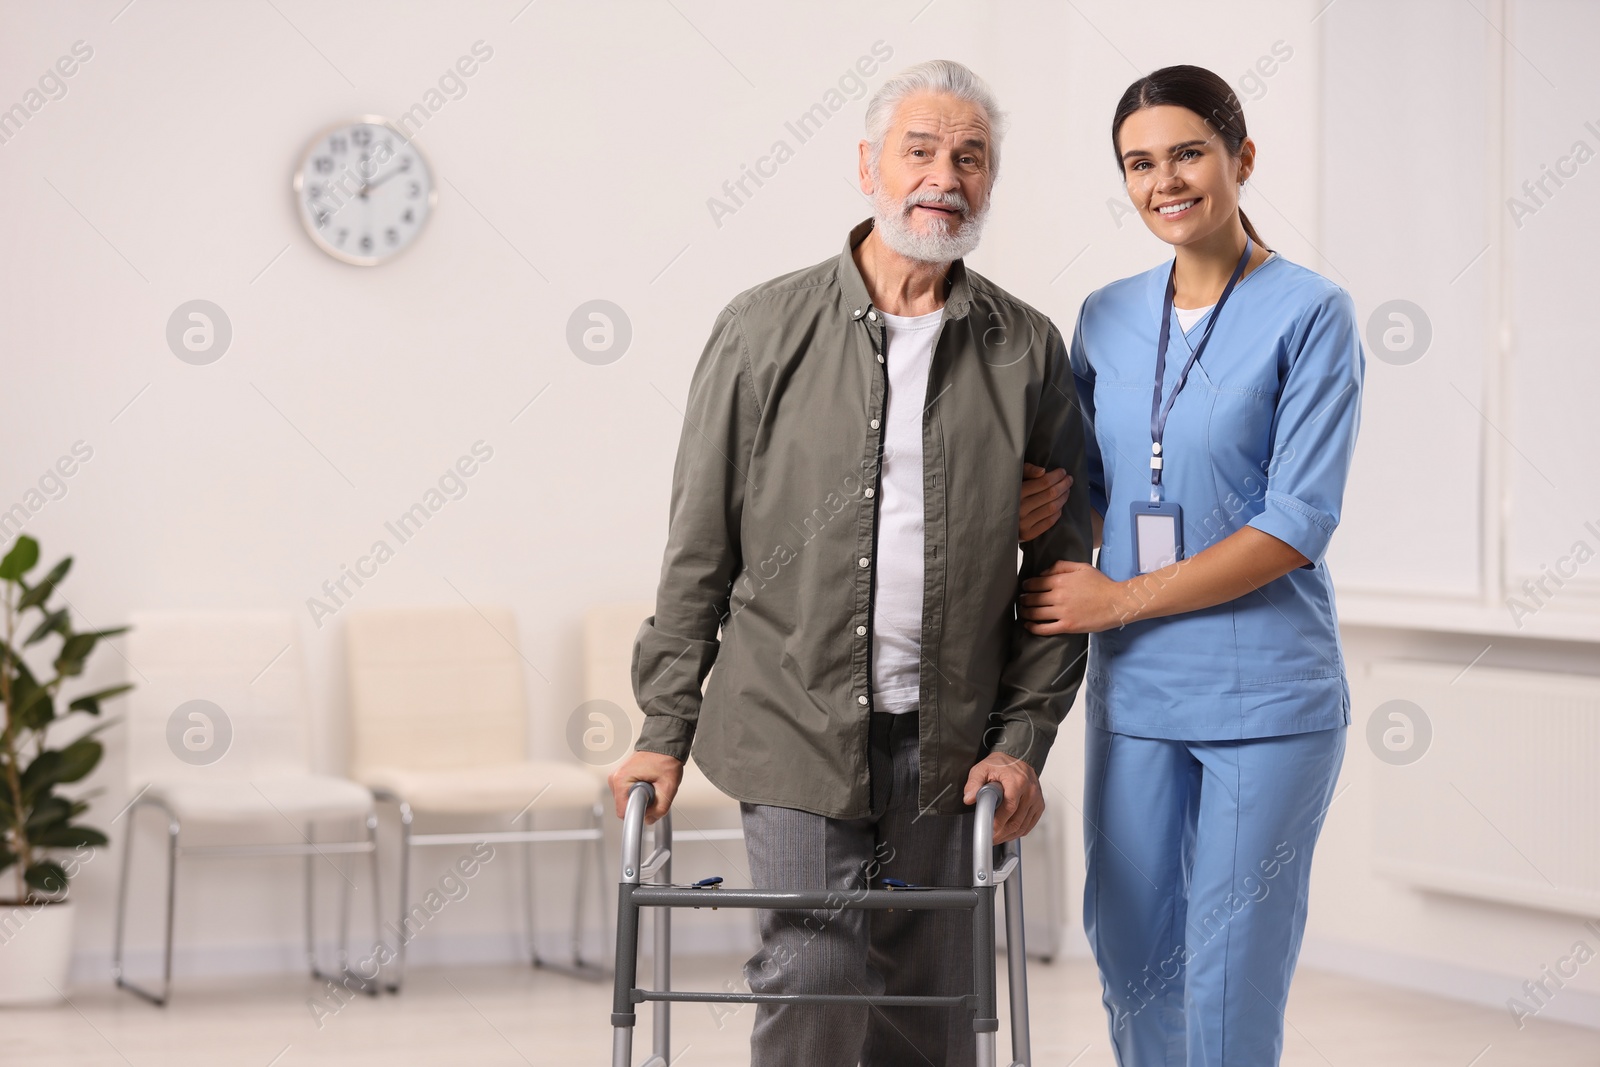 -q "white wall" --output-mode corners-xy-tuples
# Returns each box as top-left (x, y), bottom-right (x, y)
(2, 0), (1596, 1034)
